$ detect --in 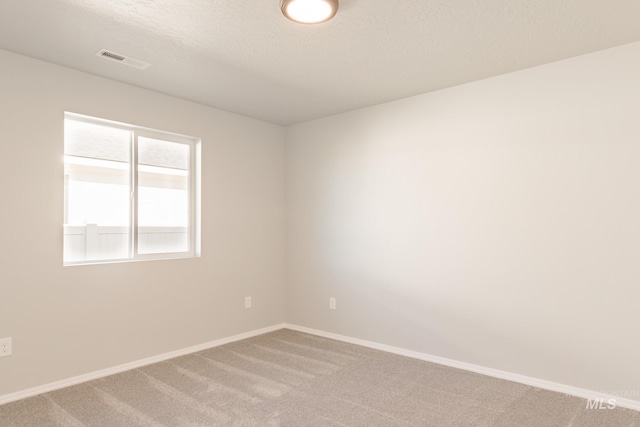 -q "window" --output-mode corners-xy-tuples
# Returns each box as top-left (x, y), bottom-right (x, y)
(63, 113), (200, 265)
